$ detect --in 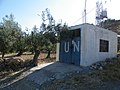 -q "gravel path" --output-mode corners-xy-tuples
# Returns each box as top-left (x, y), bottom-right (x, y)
(1, 78), (39, 90)
(1, 62), (120, 90)
(0, 62), (89, 90)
